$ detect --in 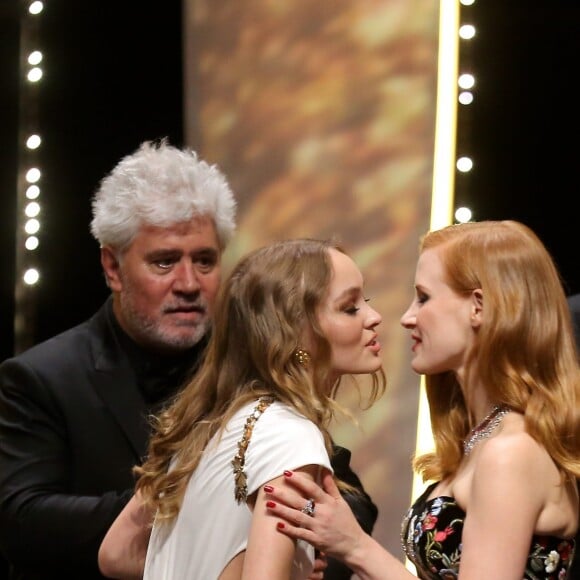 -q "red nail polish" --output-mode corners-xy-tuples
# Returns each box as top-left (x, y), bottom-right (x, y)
(264, 485), (273, 493)
(266, 501), (276, 508)
(277, 522), (285, 529)
(283, 470), (293, 477)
